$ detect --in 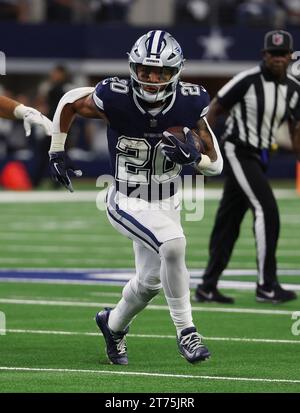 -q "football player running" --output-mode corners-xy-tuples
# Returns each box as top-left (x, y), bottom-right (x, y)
(49, 31), (223, 364)
(0, 95), (52, 136)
